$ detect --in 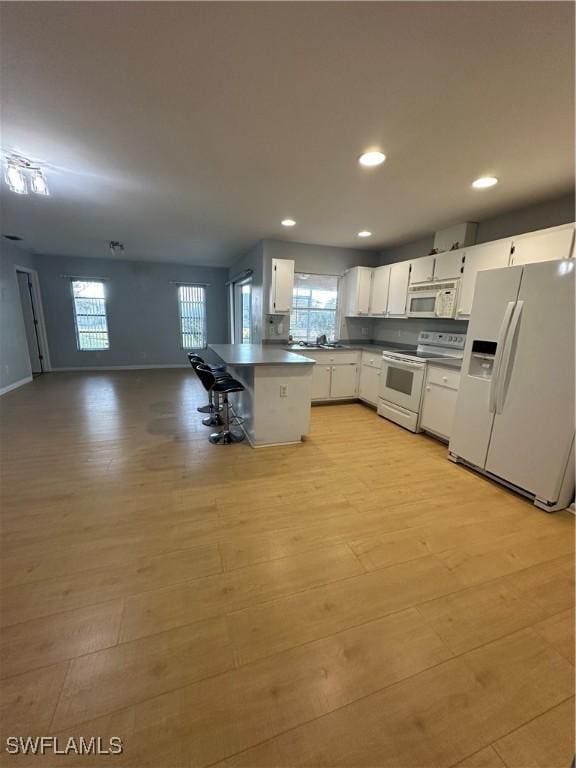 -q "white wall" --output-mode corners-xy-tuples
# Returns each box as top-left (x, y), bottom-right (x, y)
(0, 240), (37, 392)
